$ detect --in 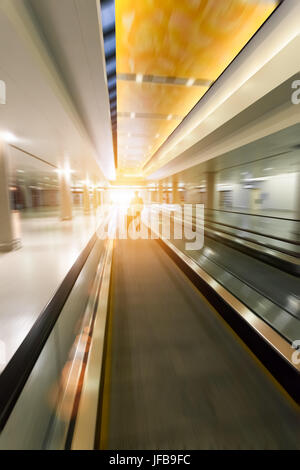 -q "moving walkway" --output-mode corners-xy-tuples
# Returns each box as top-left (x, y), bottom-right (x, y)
(0, 214), (299, 449)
